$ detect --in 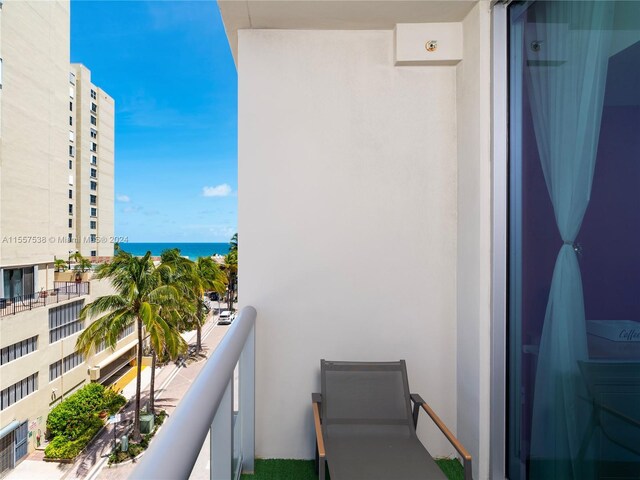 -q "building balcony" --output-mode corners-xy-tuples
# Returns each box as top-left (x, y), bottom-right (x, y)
(131, 307), (468, 480)
(0, 282), (90, 318)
